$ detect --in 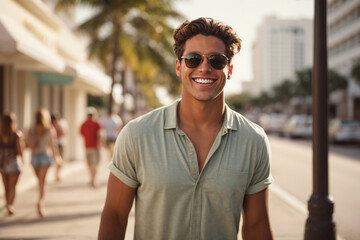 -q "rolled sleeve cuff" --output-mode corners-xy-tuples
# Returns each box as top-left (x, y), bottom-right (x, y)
(108, 161), (139, 188)
(246, 175), (274, 195)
